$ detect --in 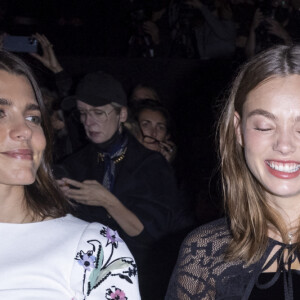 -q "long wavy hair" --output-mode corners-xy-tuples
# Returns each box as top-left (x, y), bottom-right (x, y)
(218, 44), (300, 263)
(0, 50), (70, 219)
